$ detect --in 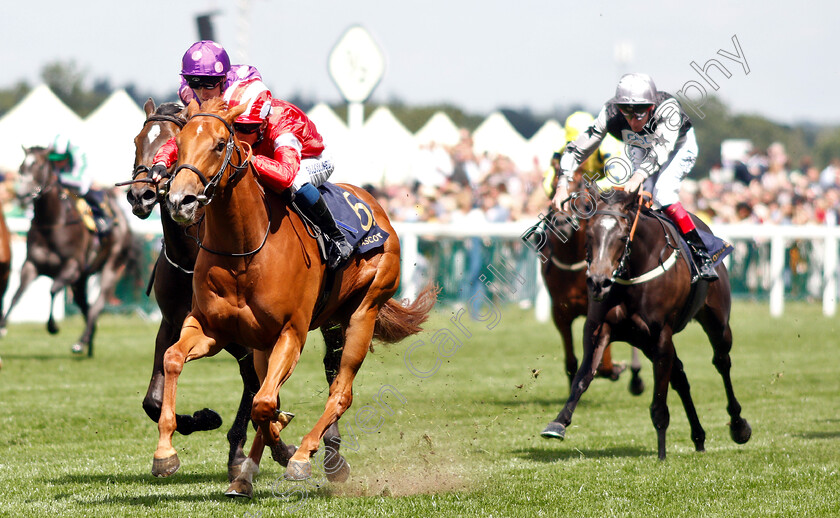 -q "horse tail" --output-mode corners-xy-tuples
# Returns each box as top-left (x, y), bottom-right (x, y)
(373, 284), (439, 344)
